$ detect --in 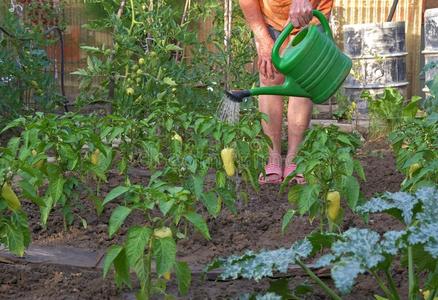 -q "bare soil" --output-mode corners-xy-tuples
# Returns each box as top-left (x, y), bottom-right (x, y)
(0, 140), (407, 299)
